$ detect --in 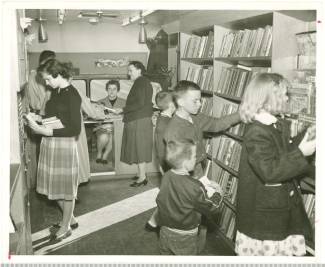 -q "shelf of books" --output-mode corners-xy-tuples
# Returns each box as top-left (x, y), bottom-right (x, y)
(211, 13), (275, 251)
(179, 10), (316, 255)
